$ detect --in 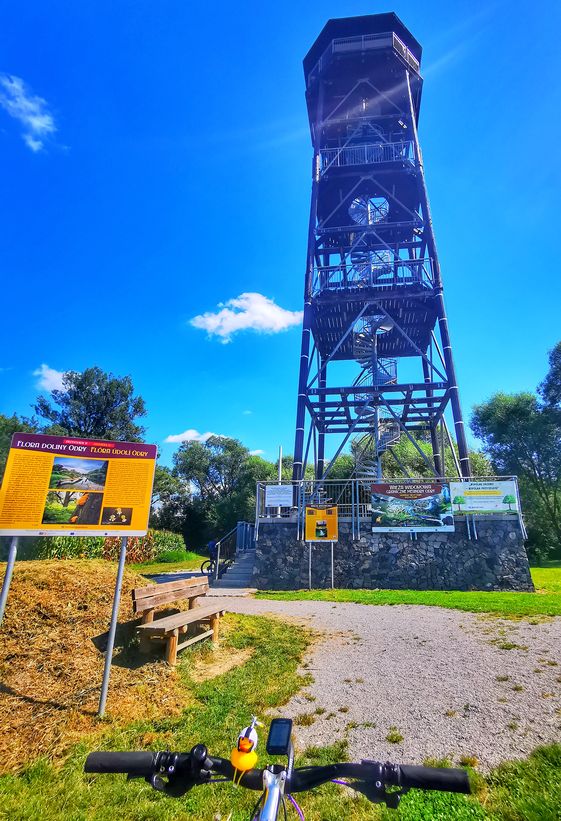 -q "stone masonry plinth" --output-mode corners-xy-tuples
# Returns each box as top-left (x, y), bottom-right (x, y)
(253, 517), (533, 592)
